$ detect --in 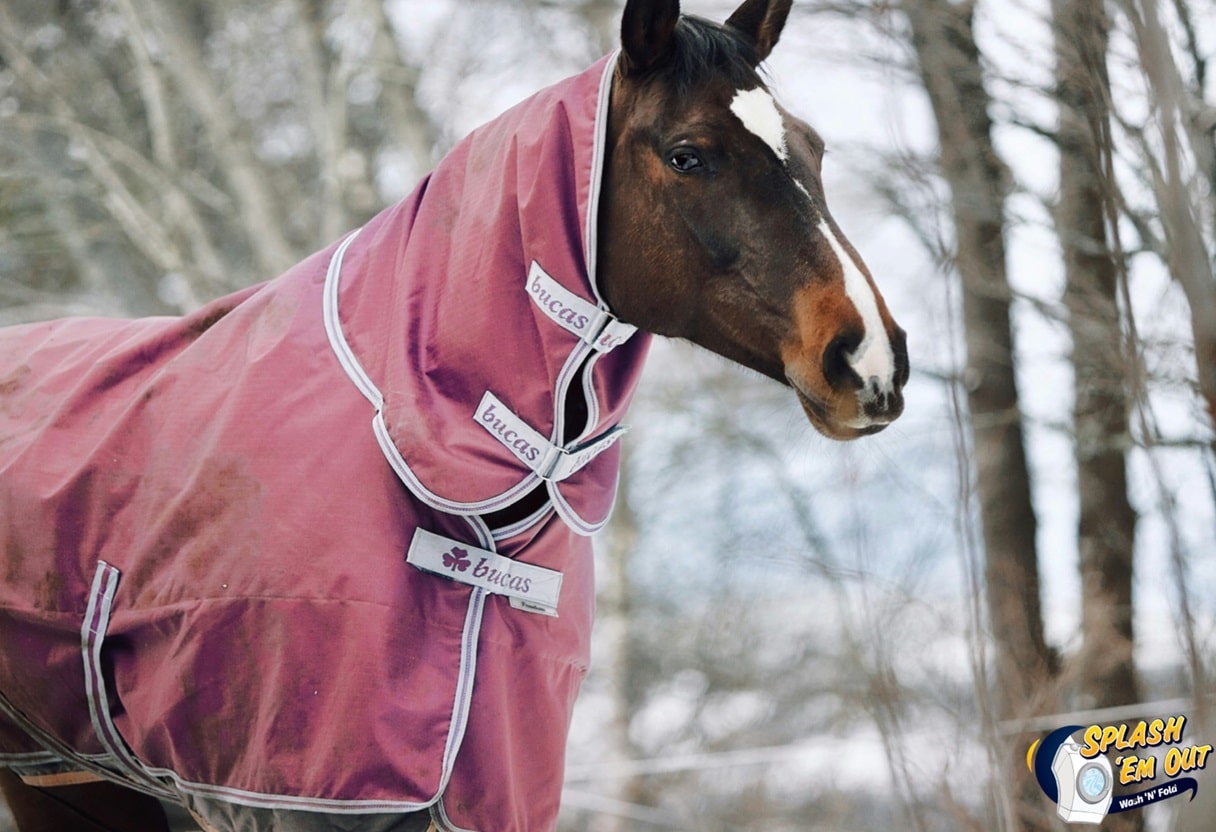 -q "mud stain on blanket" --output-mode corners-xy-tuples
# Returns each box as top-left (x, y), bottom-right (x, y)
(0, 365), (30, 398)
(3, 539), (23, 589)
(185, 304), (236, 341)
(0, 366), (32, 427)
(135, 456), (263, 604)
